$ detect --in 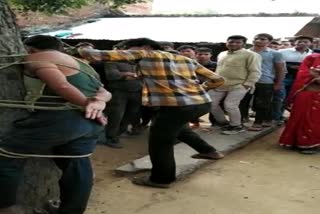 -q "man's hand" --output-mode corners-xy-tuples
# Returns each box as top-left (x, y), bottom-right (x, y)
(242, 84), (251, 90)
(96, 115), (108, 126)
(121, 72), (138, 80)
(274, 83), (282, 91)
(202, 77), (225, 90)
